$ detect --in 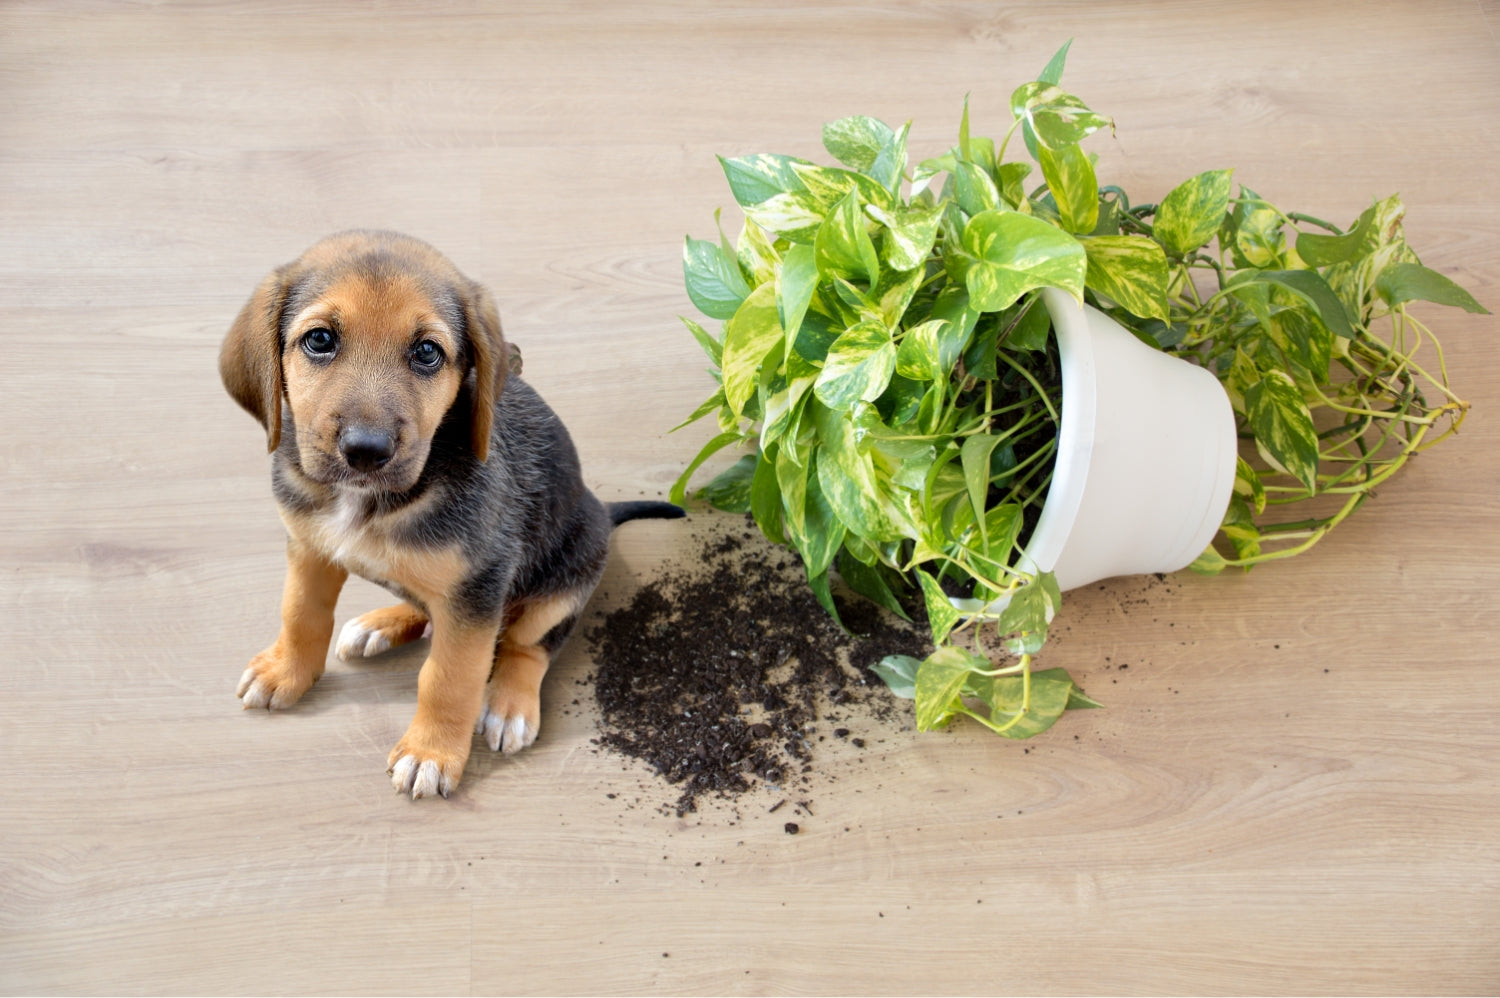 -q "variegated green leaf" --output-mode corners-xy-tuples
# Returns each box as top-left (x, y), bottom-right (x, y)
(1226, 186), (1285, 269)
(915, 569), (961, 645)
(813, 401), (908, 542)
(683, 235), (751, 320)
(670, 387), (726, 433)
(965, 668), (1075, 739)
(1003, 296), (1052, 352)
(915, 645), (987, 730)
(1227, 273), (1273, 332)
(962, 209), (1086, 311)
(870, 265), (923, 328)
(775, 441), (809, 538)
(776, 244), (818, 348)
(870, 120), (910, 196)
(749, 444), (785, 545)
(1082, 235), (1169, 320)
(822, 115), (894, 171)
(894, 319), (956, 382)
(1037, 140), (1098, 234)
(1245, 370), (1320, 492)
(837, 548), (909, 621)
(823, 115), (909, 193)
(1190, 545), (1229, 575)
(954, 161), (1001, 216)
(867, 200), (944, 271)
(815, 189), (880, 286)
(1221, 493), (1262, 561)
(1325, 194), (1419, 317)
(718, 153), (811, 207)
(721, 283), (784, 416)
(743, 190), (827, 243)
(993, 574), (1058, 640)
(996, 161), (1032, 209)
(792, 162), (895, 212)
(980, 503), (1024, 569)
(680, 315), (722, 366)
(800, 453), (846, 578)
(736, 218), (780, 287)
(1270, 305), (1334, 383)
(1257, 269), (1355, 341)
(814, 320), (897, 410)
(1156, 169), (1234, 258)
(760, 373), (814, 451)
(930, 285), (980, 347)
(960, 432), (1006, 545)
(1008, 82), (1111, 149)
(1234, 454), (1267, 515)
